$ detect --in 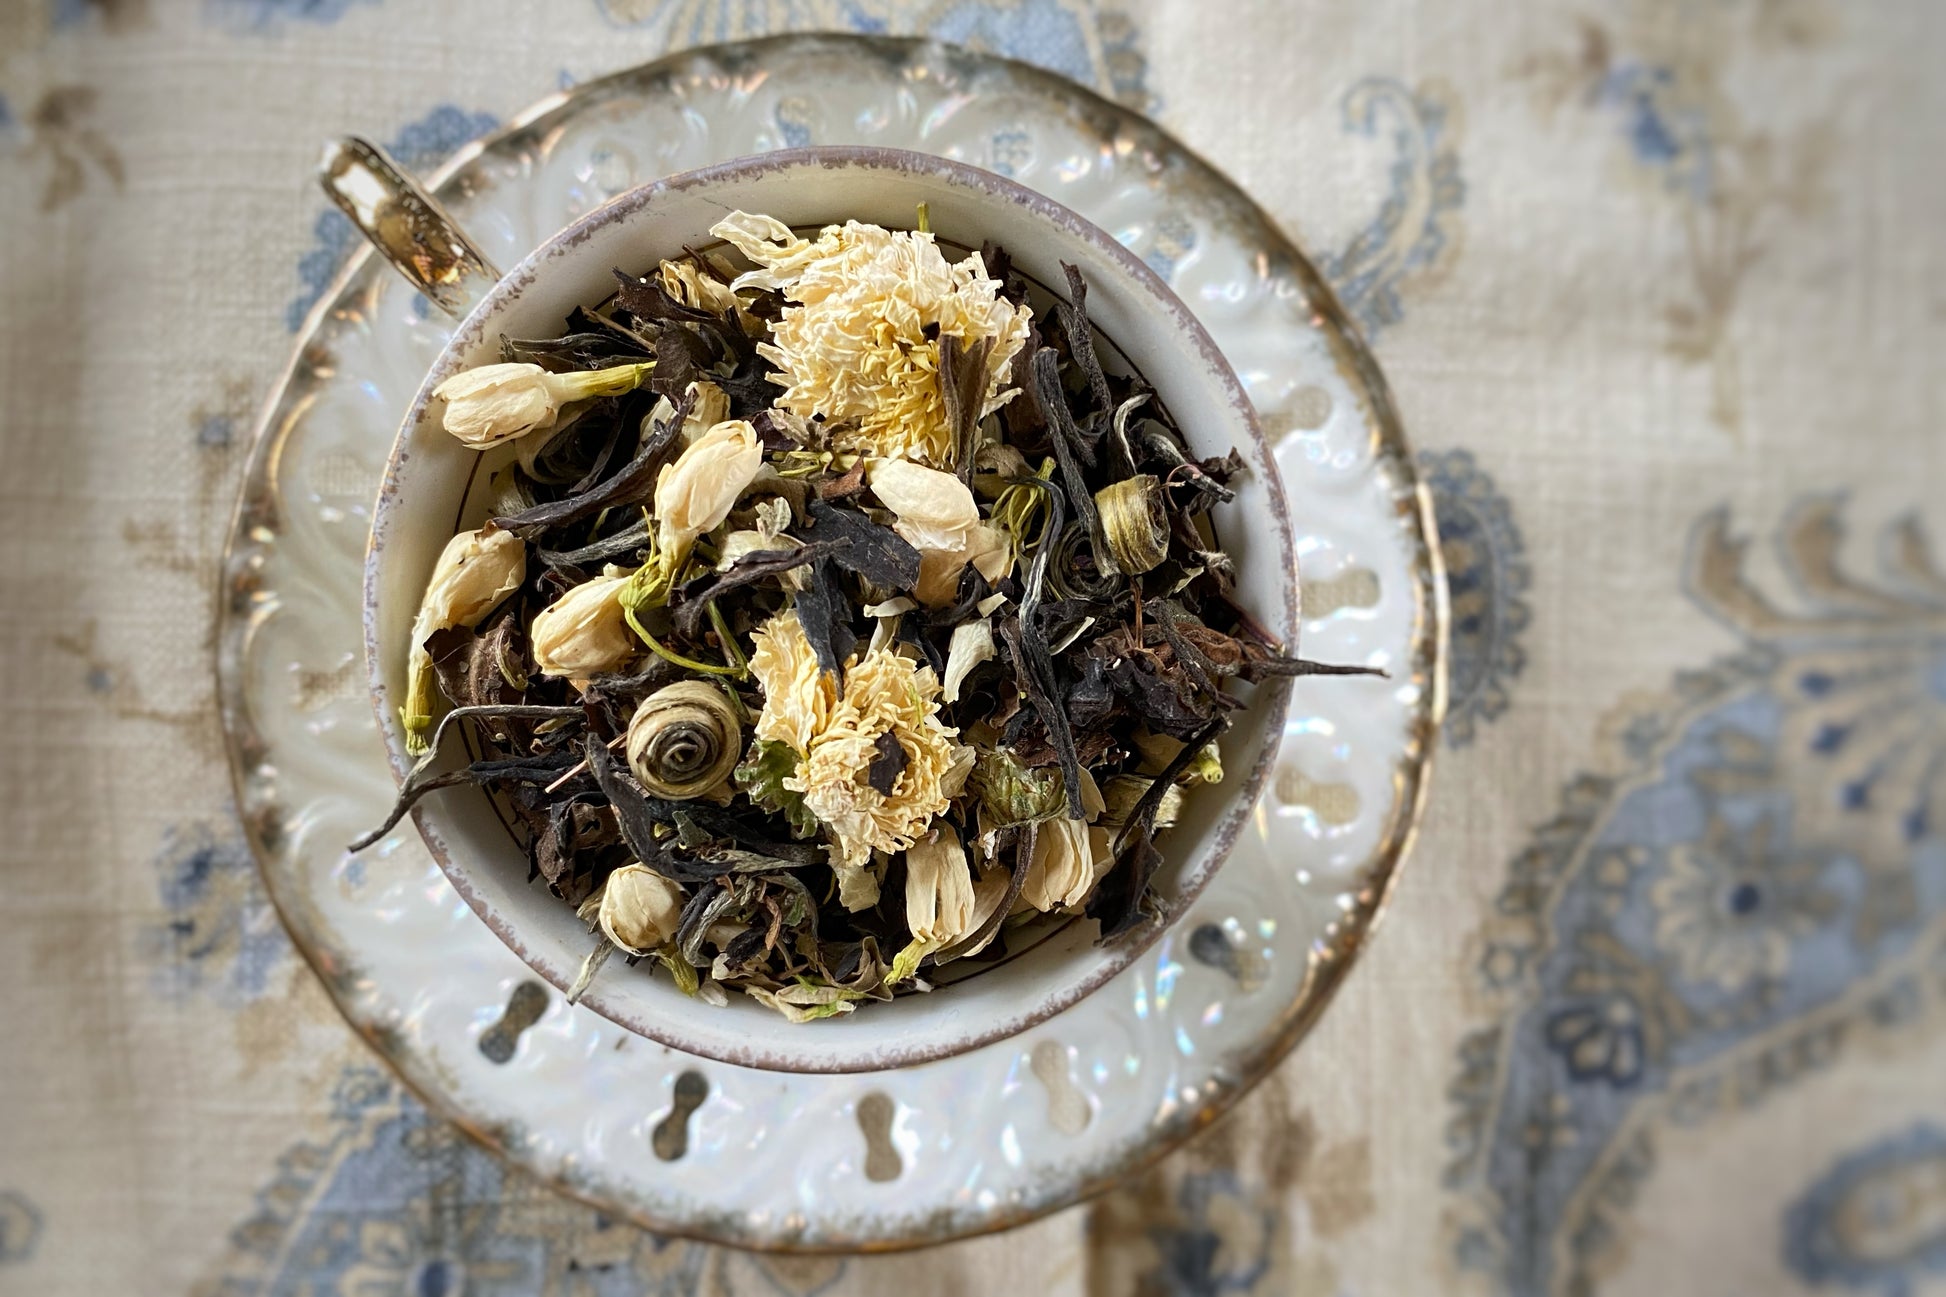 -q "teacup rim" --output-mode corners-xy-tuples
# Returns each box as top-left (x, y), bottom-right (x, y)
(361, 144), (1297, 1073)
